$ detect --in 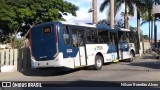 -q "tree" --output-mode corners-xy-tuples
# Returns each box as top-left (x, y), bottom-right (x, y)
(143, 35), (149, 40)
(140, 0), (154, 43)
(98, 19), (124, 28)
(0, 0), (78, 46)
(134, 0), (154, 52)
(129, 26), (137, 31)
(100, 0), (135, 29)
